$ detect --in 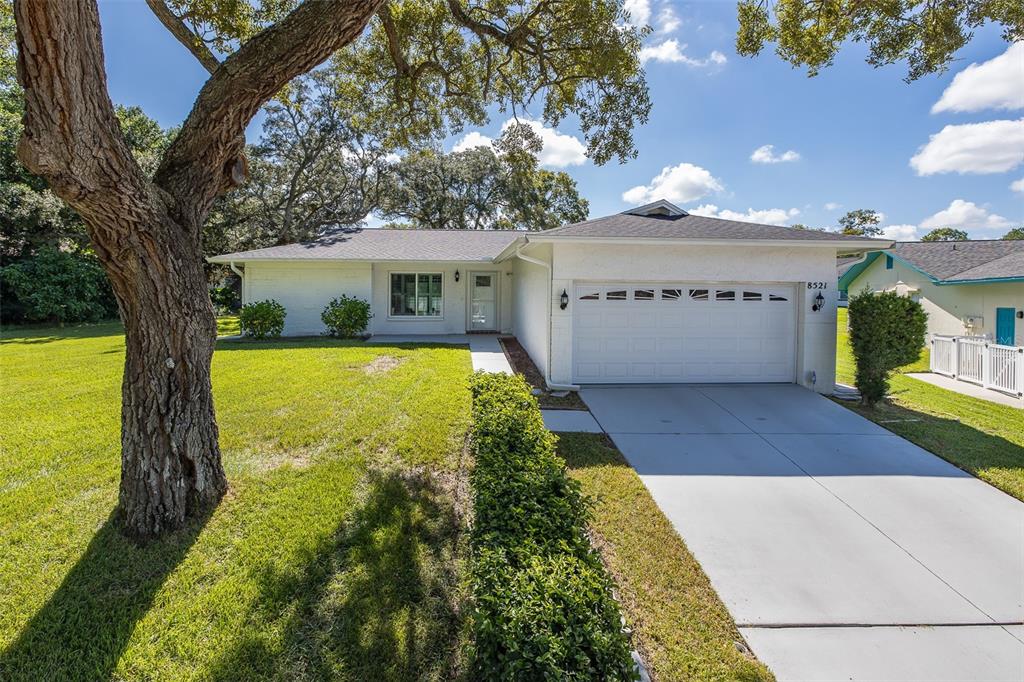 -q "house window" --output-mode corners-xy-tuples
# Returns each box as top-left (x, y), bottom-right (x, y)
(885, 254), (893, 270)
(688, 288), (709, 301)
(390, 273), (443, 317)
(633, 289), (655, 301)
(606, 289), (627, 301)
(661, 288), (683, 300)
